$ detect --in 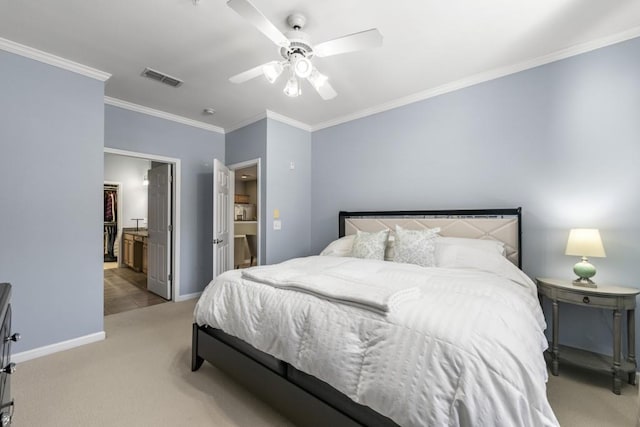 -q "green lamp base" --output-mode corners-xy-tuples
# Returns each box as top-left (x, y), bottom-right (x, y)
(573, 257), (597, 288)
